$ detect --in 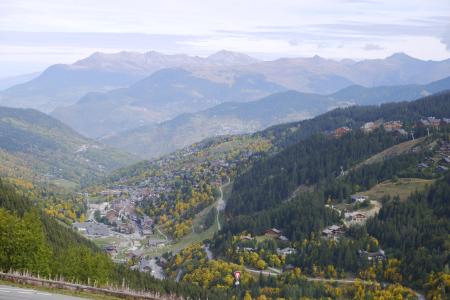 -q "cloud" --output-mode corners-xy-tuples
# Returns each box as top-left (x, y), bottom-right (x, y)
(363, 43), (384, 51)
(442, 26), (450, 51)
